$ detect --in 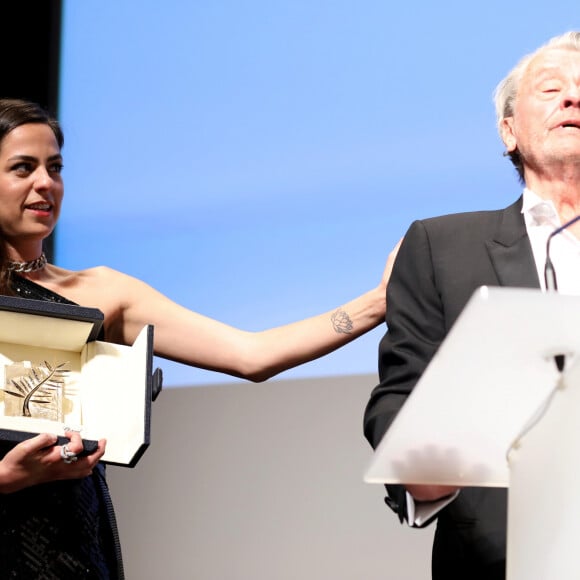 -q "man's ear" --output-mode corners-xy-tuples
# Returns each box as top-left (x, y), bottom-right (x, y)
(500, 117), (517, 152)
